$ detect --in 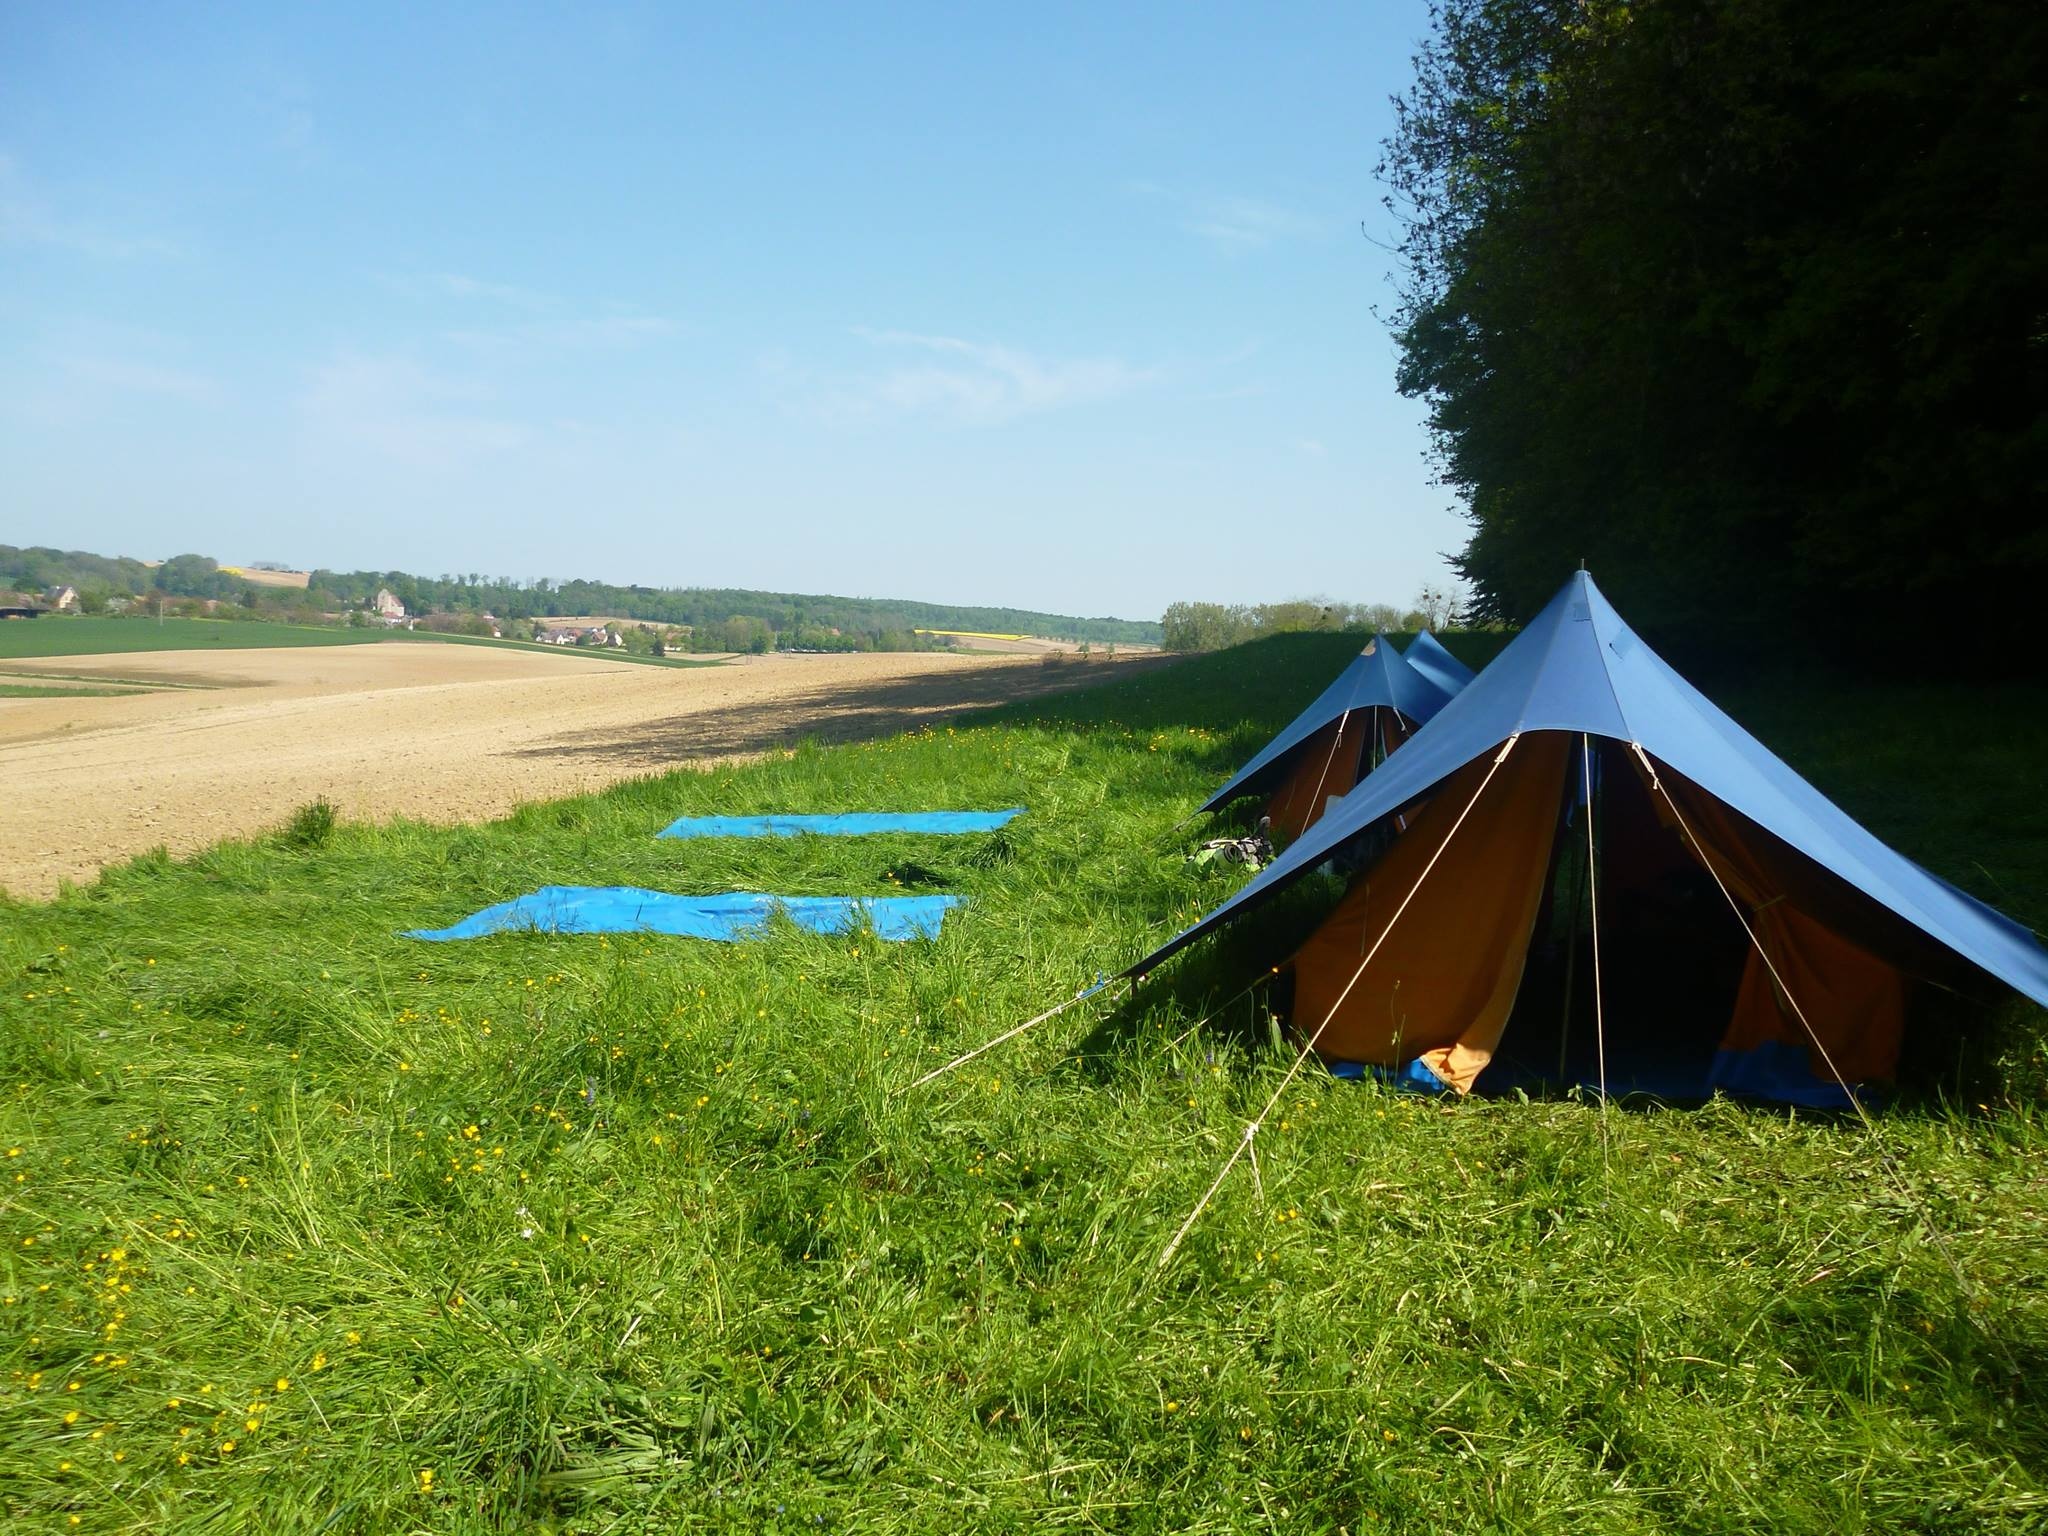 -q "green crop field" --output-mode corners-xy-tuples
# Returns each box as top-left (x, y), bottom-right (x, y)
(0, 617), (383, 659)
(2, 633), (2043, 1533)
(0, 684), (148, 699)
(0, 617), (717, 669)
